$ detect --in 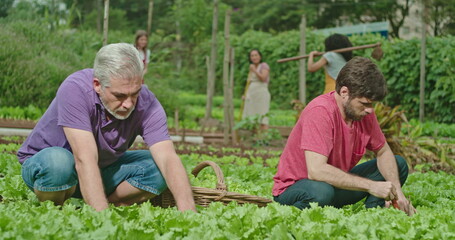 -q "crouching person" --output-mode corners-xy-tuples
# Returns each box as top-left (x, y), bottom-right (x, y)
(18, 43), (196, 212)
(273, 57), (415, 216)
